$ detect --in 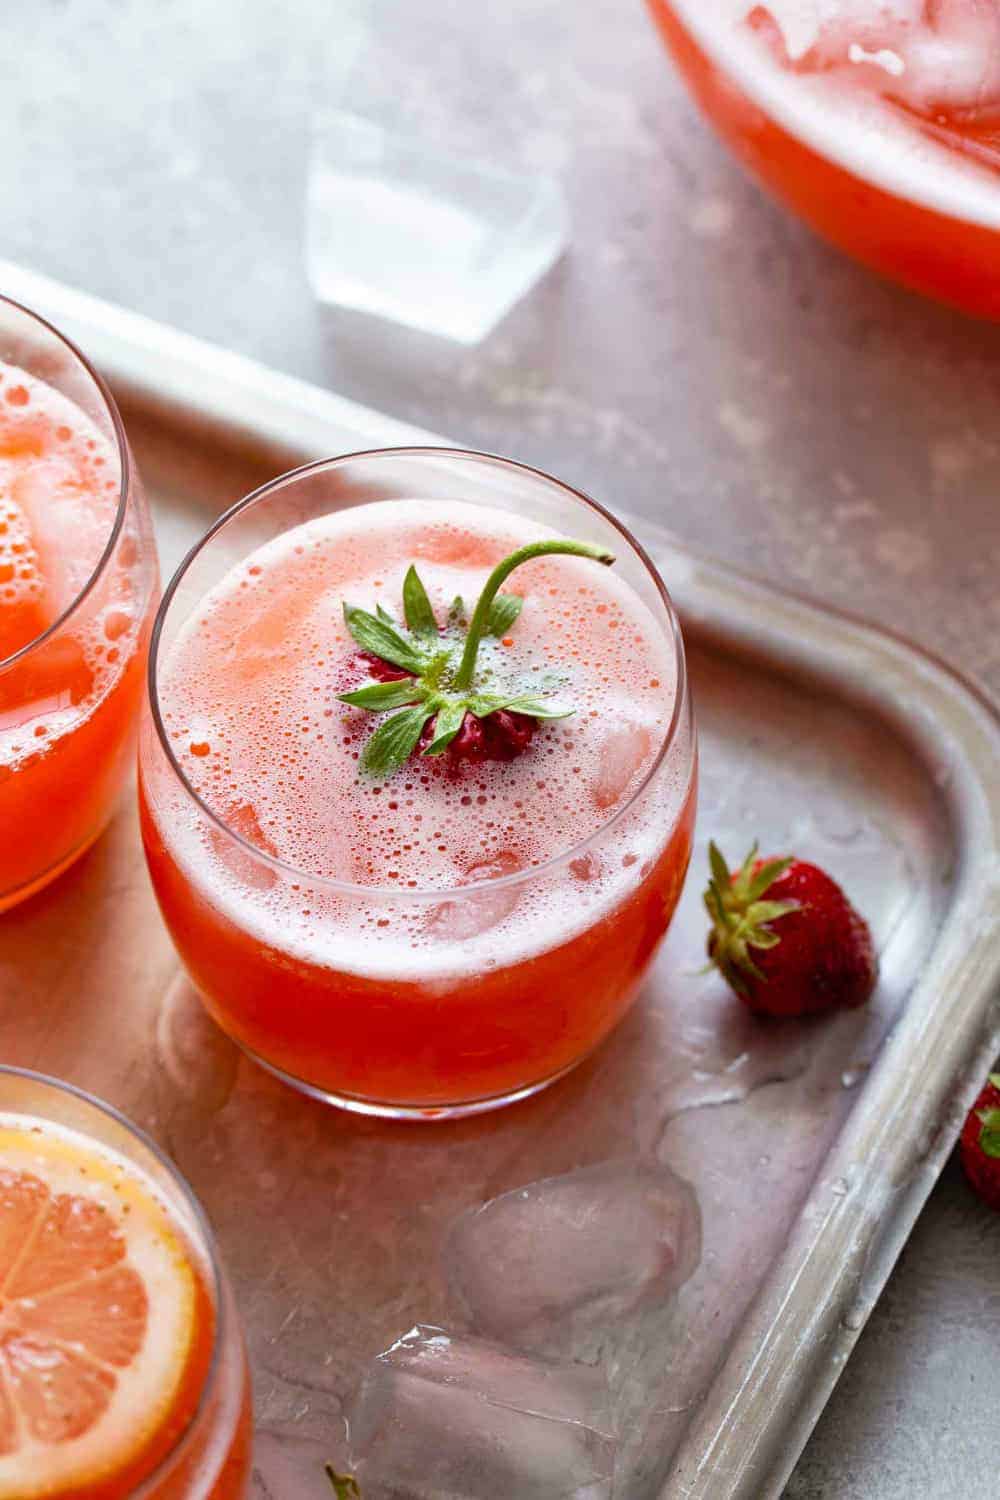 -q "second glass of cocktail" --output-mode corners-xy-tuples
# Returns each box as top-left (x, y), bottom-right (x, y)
(139, 450), (696, 1118)
(0, 295), (158, 910)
